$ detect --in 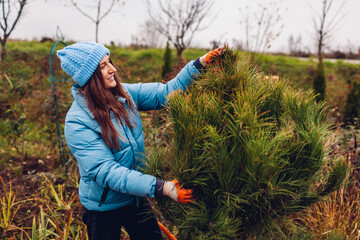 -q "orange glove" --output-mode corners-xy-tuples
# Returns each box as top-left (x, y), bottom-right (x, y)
(163, 179), (194, 204)
(199, 47), (225, 67)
